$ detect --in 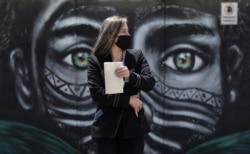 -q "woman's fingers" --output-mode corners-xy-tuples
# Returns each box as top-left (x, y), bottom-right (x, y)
(130, 94), (143, 117)
(115, 66), (129, 78)
(135, 104), (143, 117)
(134, 109), (138, 117)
